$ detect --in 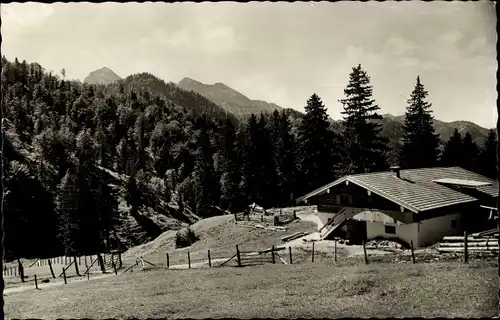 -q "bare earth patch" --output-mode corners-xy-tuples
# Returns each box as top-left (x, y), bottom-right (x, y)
(5, 261), (497, 319)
